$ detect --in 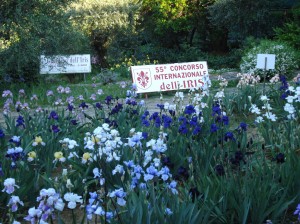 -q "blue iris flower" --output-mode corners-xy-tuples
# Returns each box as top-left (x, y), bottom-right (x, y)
(179, 124), (188, 134)
(189, 116), (198, 126)
(239, 122), (247, 131)
(212, 104), (221, 116)
(0, 129), (5, 138)
(157, 104), (164, 110)
(178, 116), (187, 124)
(0, 163), (3, 176)
(222, 116), (229, 125)
(16, 116), (25, 128)
(142, 132), (148, 139)
(162, 115), (172, 128)
(224, 132), (235, 141)
(142, 119), (150, 127)
(155, 116), (161, 128)
(210, 123), (219, 133)
(169, 110), (175, 116)
(184, 105), (196, 115)
(149, 112), (159, 121)
(192, 125), (201, 135)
